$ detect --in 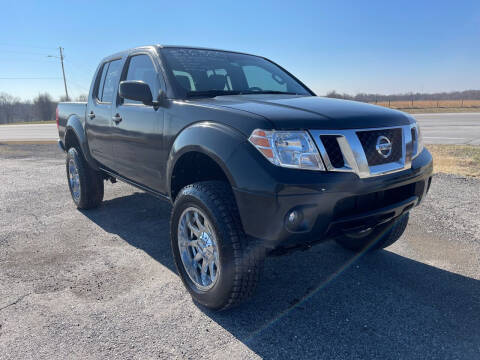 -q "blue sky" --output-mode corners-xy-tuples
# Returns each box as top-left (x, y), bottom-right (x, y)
(1, 0), (479, 100)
